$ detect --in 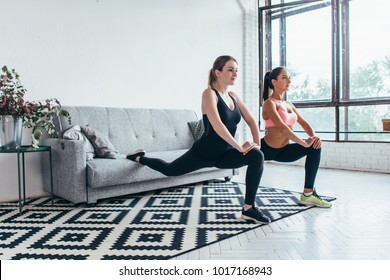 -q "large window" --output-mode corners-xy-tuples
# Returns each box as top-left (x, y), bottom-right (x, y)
(259, 0), (390, 142)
